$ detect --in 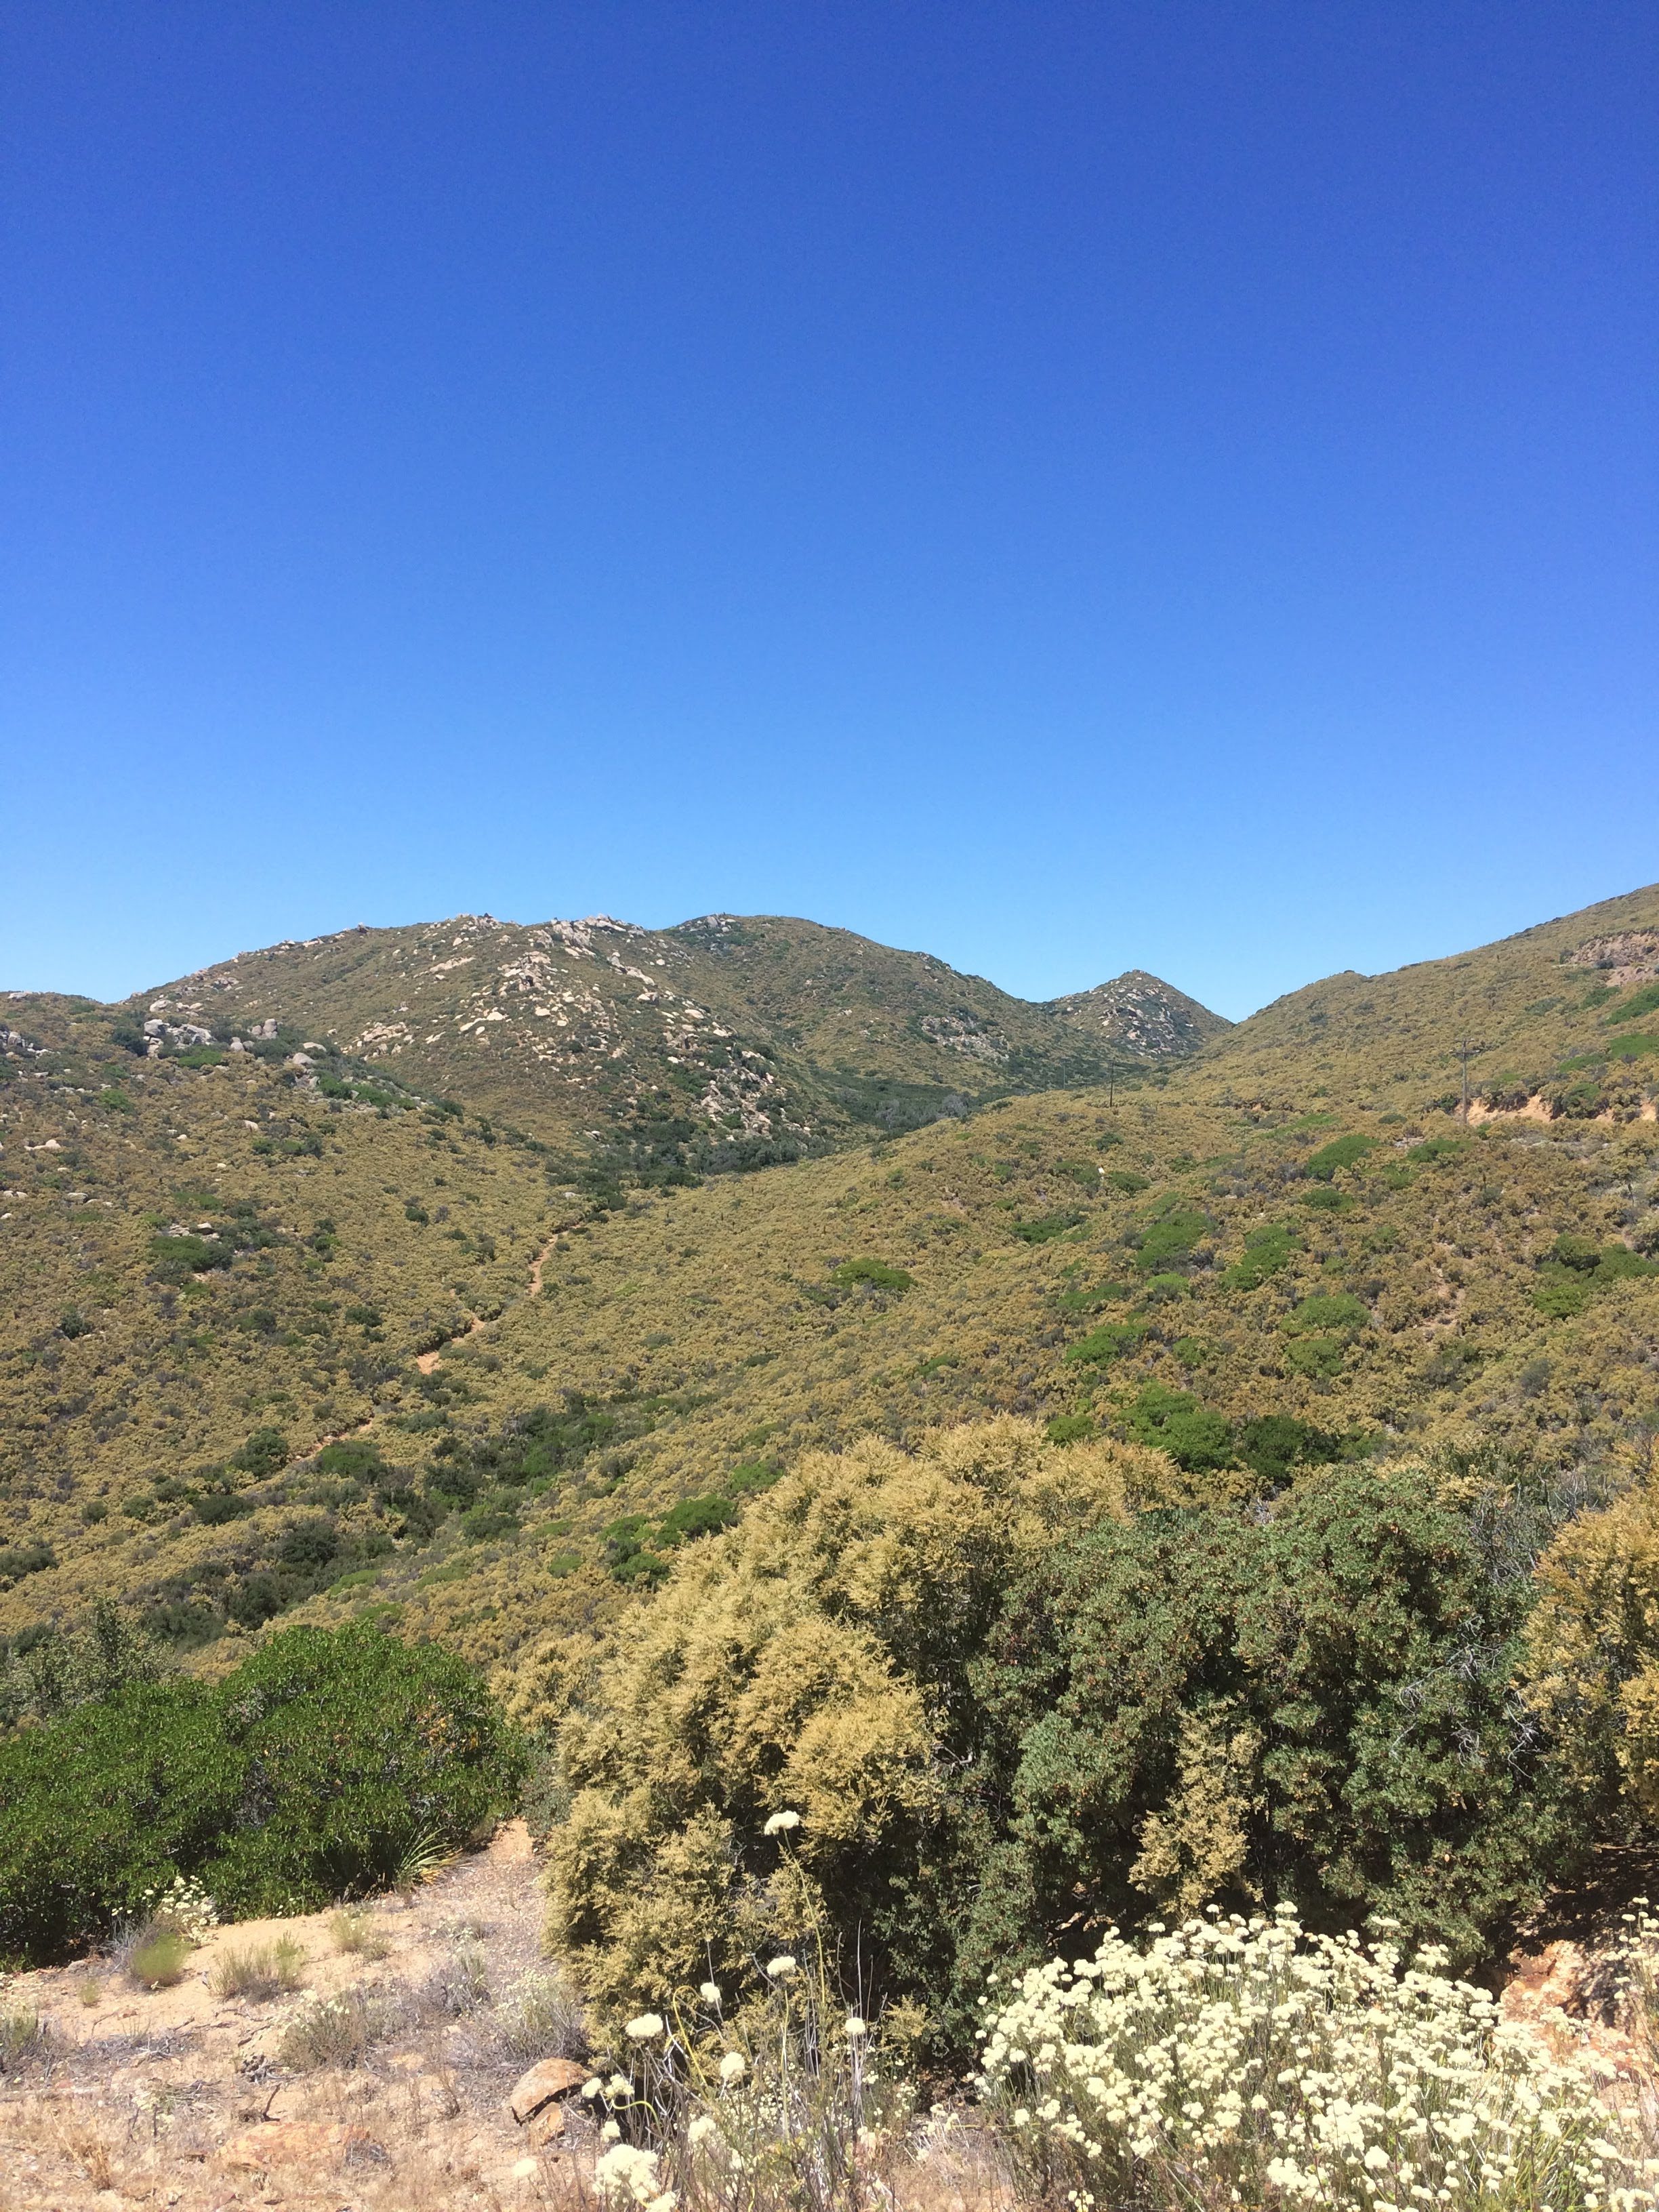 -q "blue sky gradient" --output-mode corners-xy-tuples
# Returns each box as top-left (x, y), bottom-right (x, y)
(3, 3), (1655, 1017)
